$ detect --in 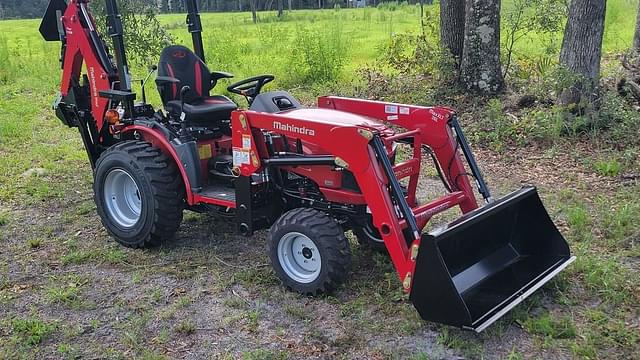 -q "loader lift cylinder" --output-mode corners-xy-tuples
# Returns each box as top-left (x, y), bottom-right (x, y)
(448, 115), (492, 202)
(372, 136), (421, 241)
